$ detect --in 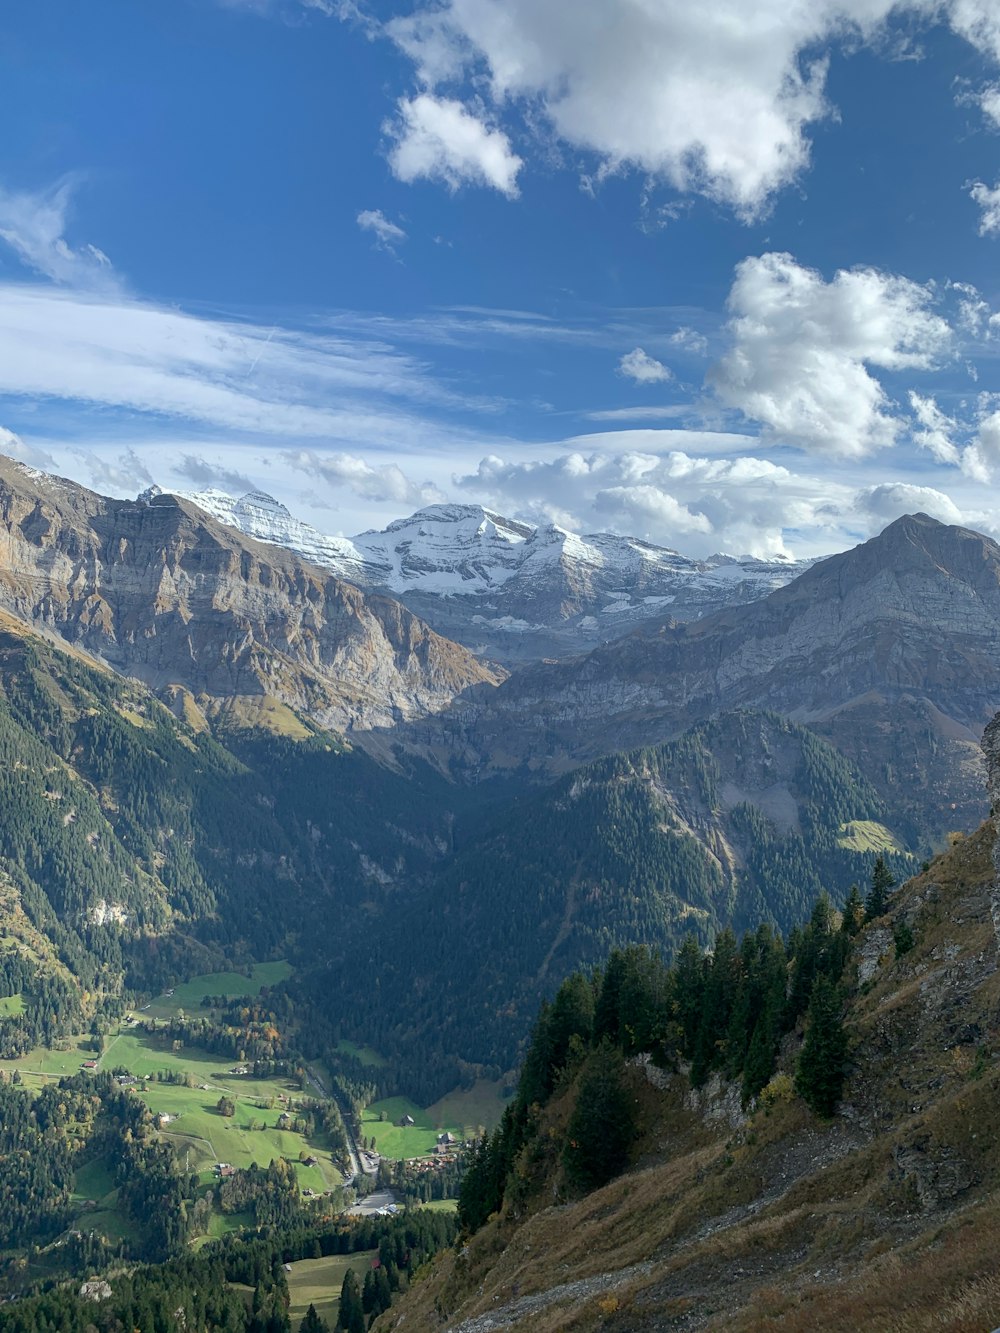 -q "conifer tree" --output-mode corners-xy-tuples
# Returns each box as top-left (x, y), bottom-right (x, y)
(562, 1040), (635, 1191)
(840, 883), (864, 935)
(673, 935), (705, 1058)
(337, 1271), (364, 1333)
(795, 976), (848, 1117)
(864, 855), (896, 921)
(299, 1304), (328, 1333)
